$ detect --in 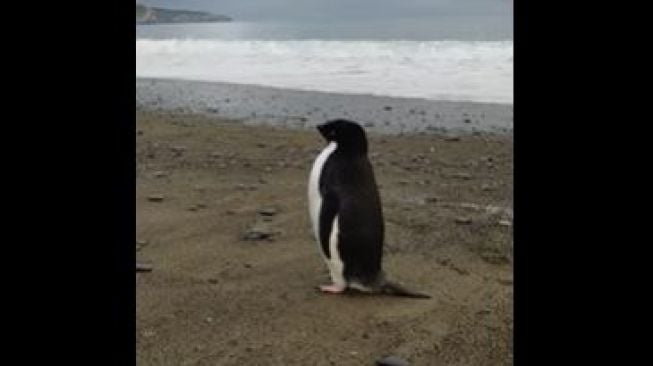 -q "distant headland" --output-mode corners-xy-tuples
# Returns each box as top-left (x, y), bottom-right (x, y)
(136, 4), (232, 25)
